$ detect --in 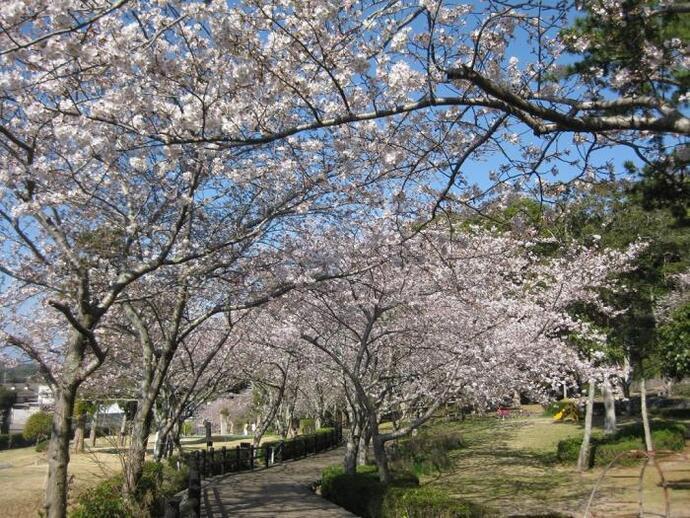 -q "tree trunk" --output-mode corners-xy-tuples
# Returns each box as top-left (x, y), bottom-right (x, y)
(577, 380), (596, 472)
(124, 399), (155, 496)
(603, 379), (617, 435)
(89, 411), (98, 448)
(171, 419), (183, 457)
(344, 435), (359, 475)
(43, 385), (77, 518)
(119, 413), (128, 447)
(623, 355), (633, 416)
(640, 377), (654, 453)
(357, 426), (371, 466)
(154, 424), (168, 460)
(73, 412), (86, 454)
(372, 434), (391, 483)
